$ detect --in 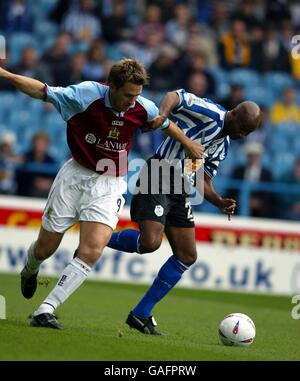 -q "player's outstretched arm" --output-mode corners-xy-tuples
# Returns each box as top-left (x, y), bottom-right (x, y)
(142, 91), (180, 131)
(164, 120), (205, 159)
(203, 173), (236, 216)
(0, 67), (45, 99)
(159, 91), (180, 119)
